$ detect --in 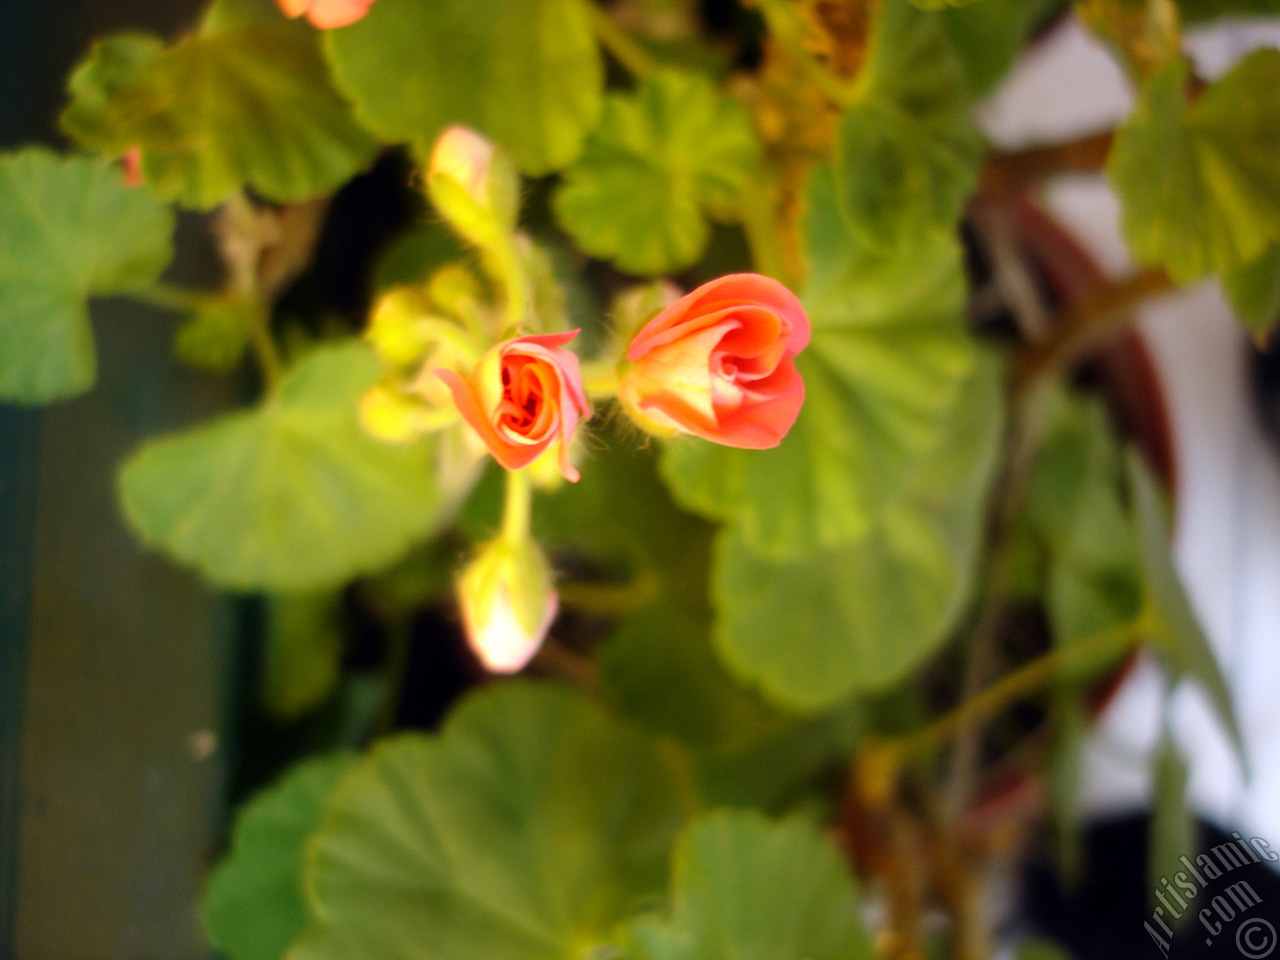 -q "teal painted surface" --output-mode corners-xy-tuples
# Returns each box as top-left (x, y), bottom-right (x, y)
(0, 415), (39, 960)
(0, 1), (231, 957)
